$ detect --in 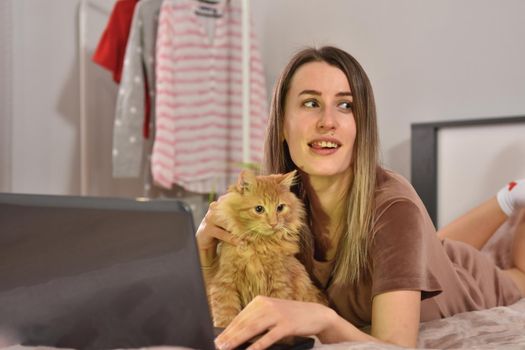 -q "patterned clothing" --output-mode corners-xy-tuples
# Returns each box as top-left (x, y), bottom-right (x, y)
(113, 0), (163, 178)
(152, 0), (268, 194)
